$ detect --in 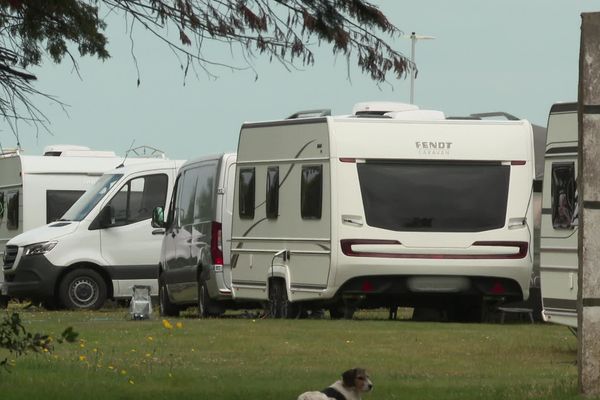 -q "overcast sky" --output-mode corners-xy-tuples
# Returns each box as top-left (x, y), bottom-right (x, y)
(1, 1), (596, 160)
